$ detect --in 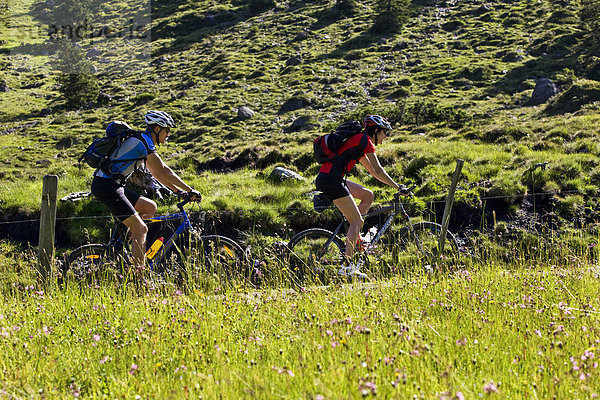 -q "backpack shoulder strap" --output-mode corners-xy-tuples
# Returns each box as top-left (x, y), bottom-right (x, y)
(131, 131), (153, 155)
